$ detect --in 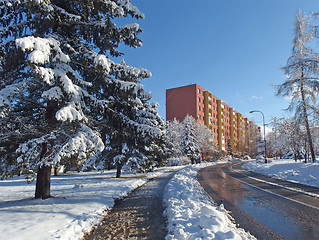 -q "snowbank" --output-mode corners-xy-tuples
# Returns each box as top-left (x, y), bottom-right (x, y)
(163, 164), (256, 240)
(0, 170), (163, 240)
(242, 159), (319, 188)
